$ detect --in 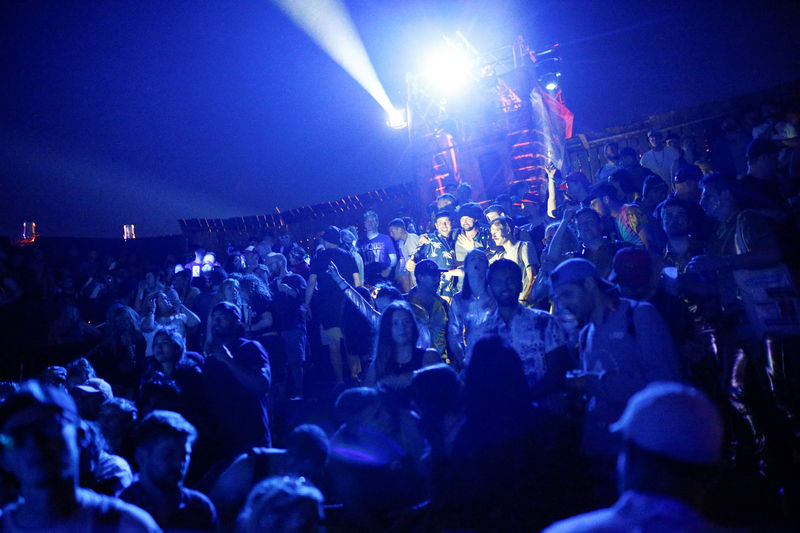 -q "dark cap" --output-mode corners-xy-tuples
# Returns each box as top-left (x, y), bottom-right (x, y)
(551, 258), (614, 291)
(565, 171), (590, 186)
(674, 164), (704, 183)
(609, 247), (652, 288)
(0, 381), (79, 430)
(586, 182), (619, 203)
(647, 129), (662, 138)
(457, 202), (484, 221)
(212, 301), (242, 322)
(415, 259), (444, 277)
(484, 204), (504, 215)
(321, 225), (341, 245)
(746, 138), (779, 162)
(434, 210), (452, 222)
(73, 377), (114, 401)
